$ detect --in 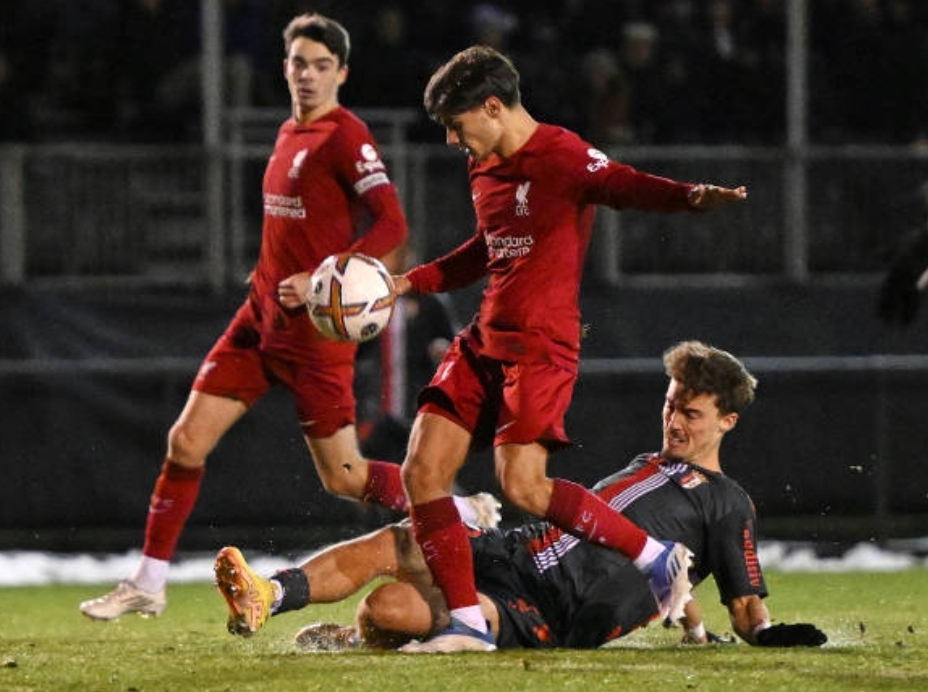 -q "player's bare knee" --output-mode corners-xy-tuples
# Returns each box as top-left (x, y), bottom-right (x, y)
(399, 452), (420, 485)
(316, 468), (355, 497)
(166, 421), (207, 467)
(355, 598), (394, 648)
(498, 475), (549, 516)
(361, 586), (401, 623)
(400, 451), (452, 498)
(314, 452), (367, 499)
(357, 584), (431, 644)
(356, 598), (415, 649)
(500, 487), (540, 515)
